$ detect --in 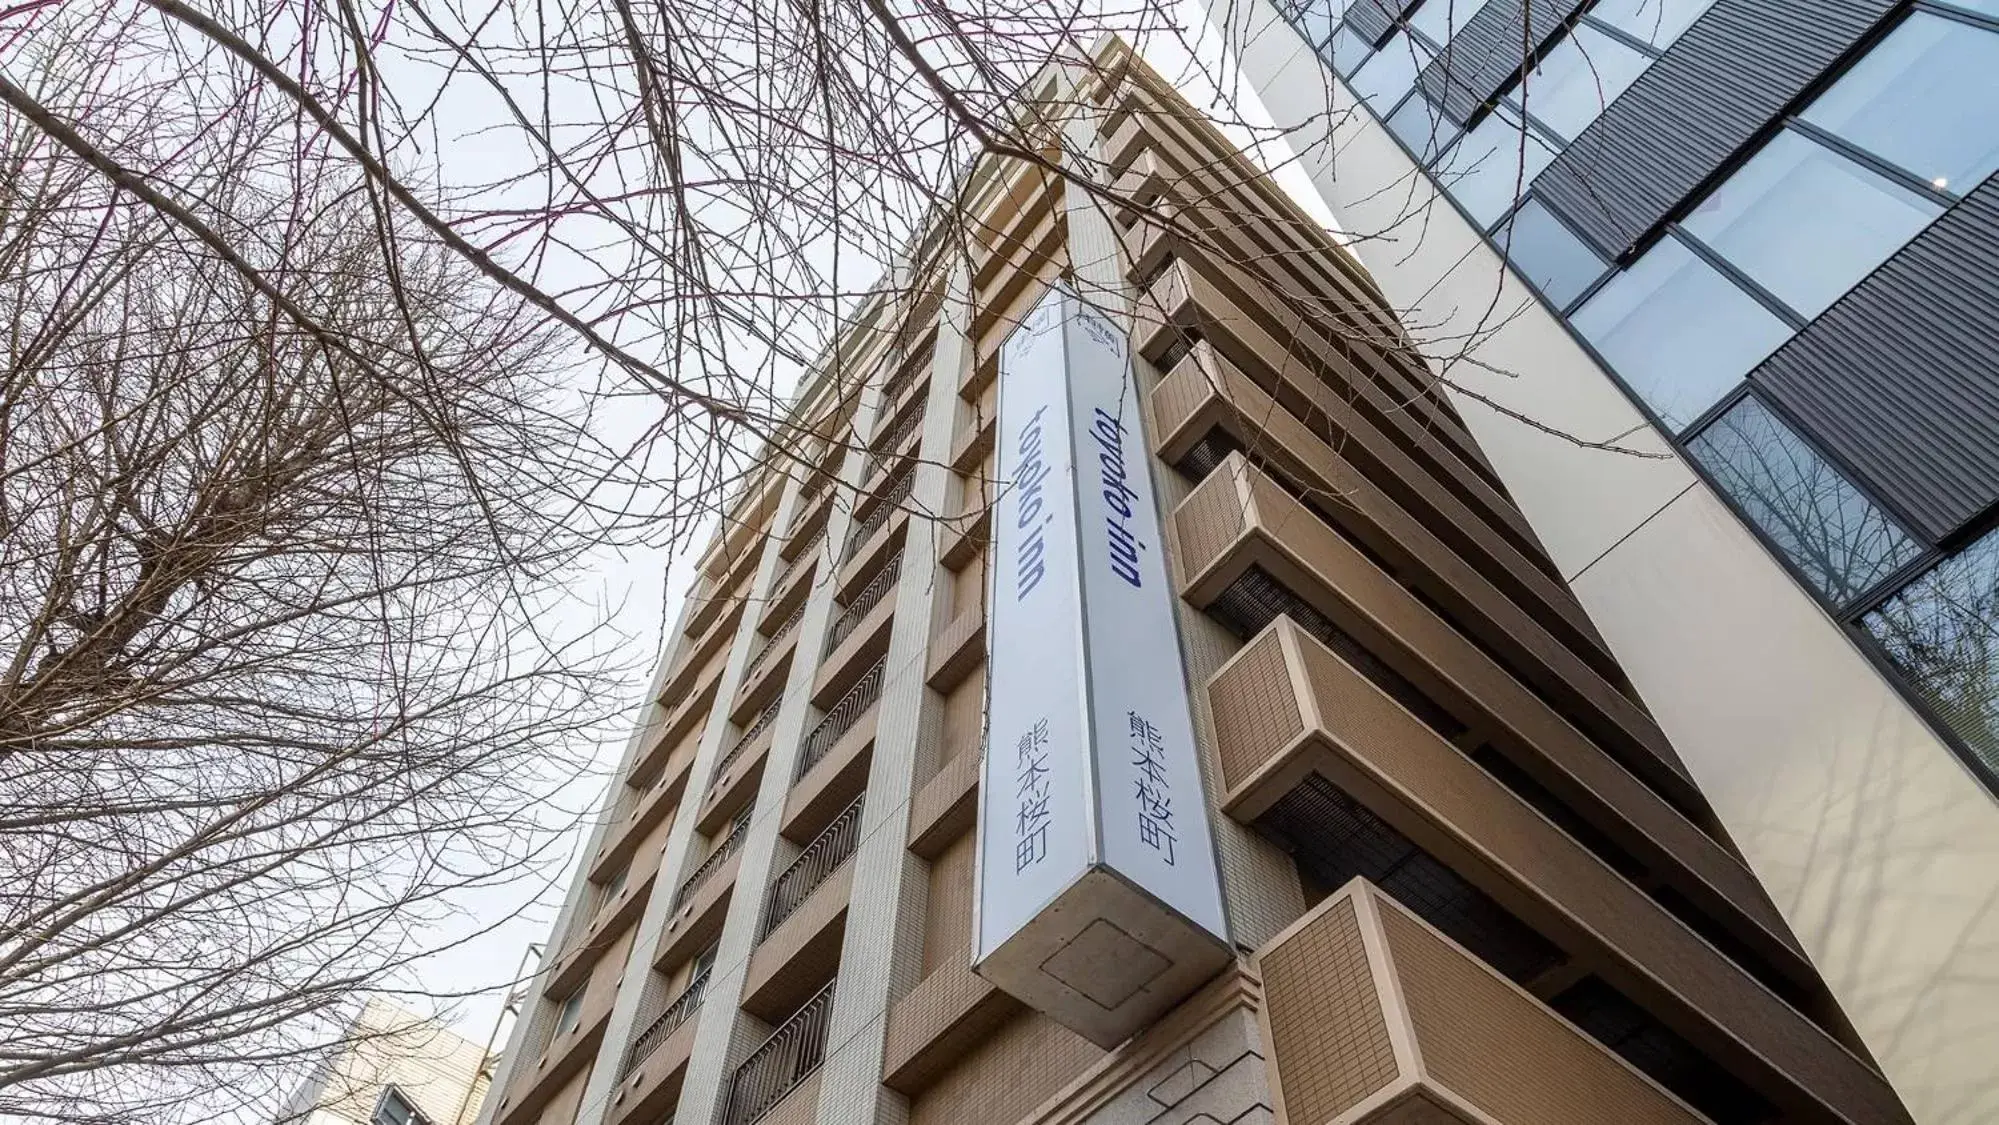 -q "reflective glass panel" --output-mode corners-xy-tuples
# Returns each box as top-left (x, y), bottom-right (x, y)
(1518, 24), (1651, 141)
(1350, 31), (1435, 112)
(1297, 0), (1343, 47)
(1434, 105), (1562, 226)
(1864, 525), (1999, 782)
(1408, 0), (1494, 48)
(1802, 12), (1999, 195)
(1388, 92), (1461, 161)
(1571, 235), (1794, 431)
(1687, 395), (1921, 605)
(1683, 130), (1941, 318)
(1588, 0), (1717, 49)
(1326, 23), (1374, 76)
(1498, 197), (1607, 308)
